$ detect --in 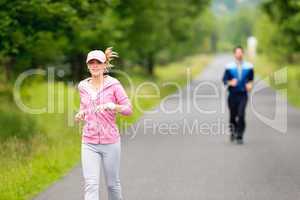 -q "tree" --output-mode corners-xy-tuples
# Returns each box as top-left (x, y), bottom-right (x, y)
(115, 0), (211, 75)
(0, 0), (212, 80)
(262, 0), (300, 62)
(0, 0), (80, 80)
